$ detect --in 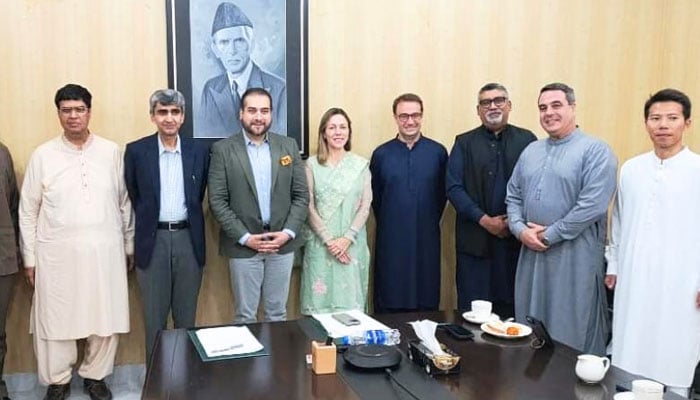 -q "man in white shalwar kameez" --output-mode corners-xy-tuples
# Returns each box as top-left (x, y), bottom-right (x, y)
(19, 84), (133, 400)
(606, 89), (700, 398)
